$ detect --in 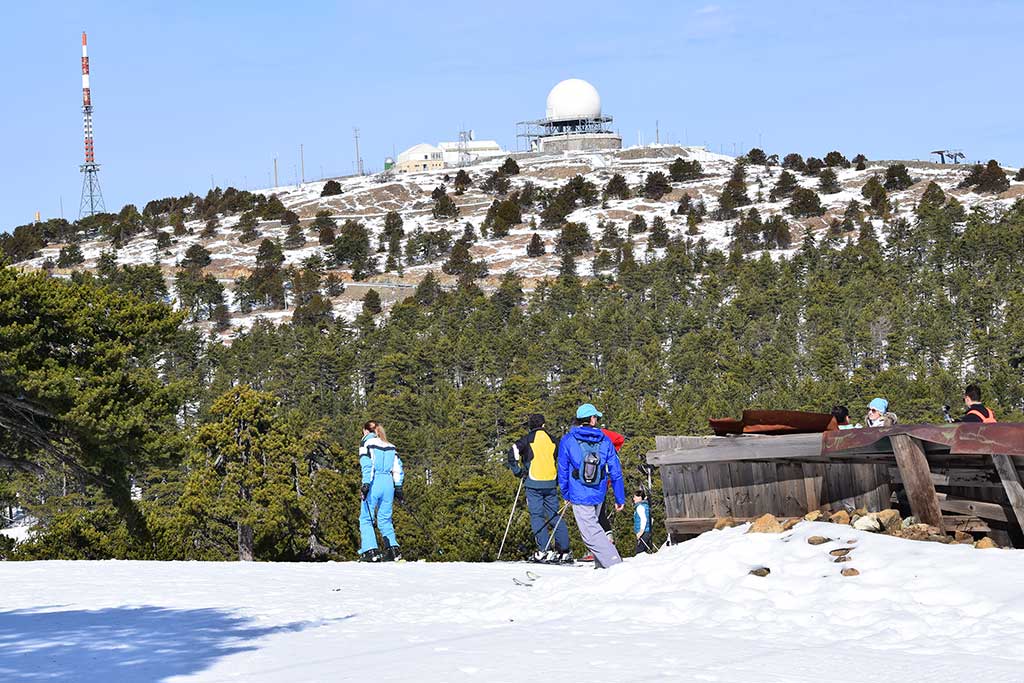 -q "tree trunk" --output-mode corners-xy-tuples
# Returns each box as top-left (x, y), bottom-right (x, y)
(237, 522), (254, 561)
